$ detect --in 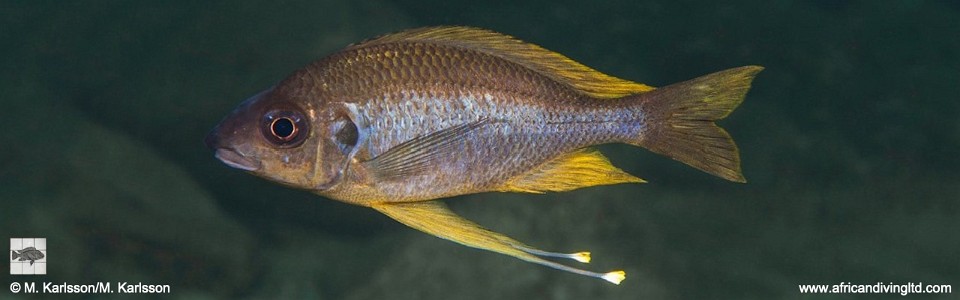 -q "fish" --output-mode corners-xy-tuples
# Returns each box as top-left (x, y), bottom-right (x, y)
(205, 26), (762, 284)
(12, 247), (45, 265)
